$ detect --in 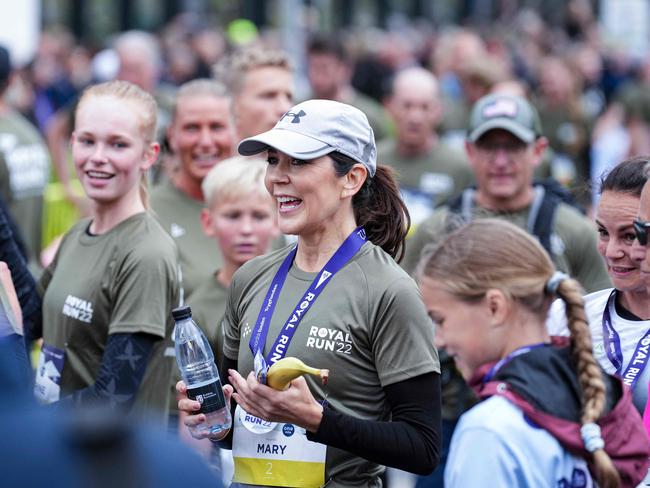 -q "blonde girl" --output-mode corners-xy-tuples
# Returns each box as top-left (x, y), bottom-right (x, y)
(419, 219), (649, 488)
(31, 81), (179, 422)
